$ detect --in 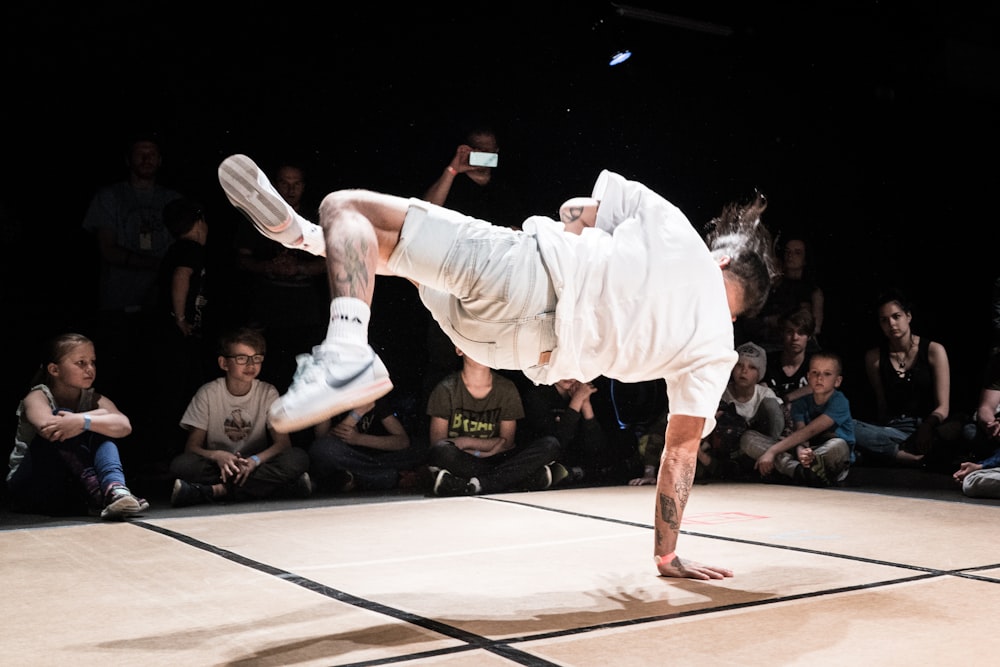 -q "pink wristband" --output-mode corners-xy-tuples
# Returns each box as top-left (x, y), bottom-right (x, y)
(654, 552), (676, 567)
(446, 166), (457, 175)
